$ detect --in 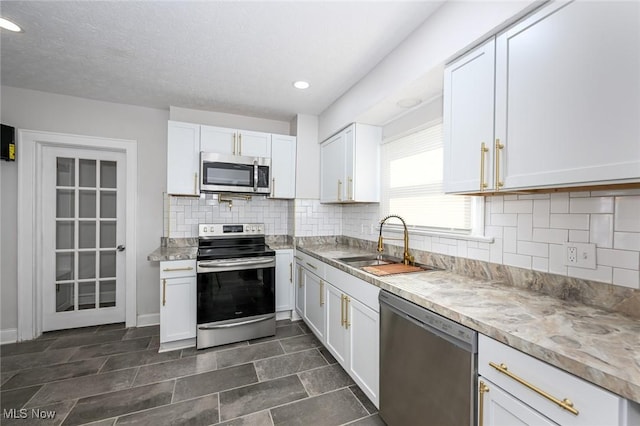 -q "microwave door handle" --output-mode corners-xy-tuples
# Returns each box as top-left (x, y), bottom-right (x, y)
(253, 161), (258, 192)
